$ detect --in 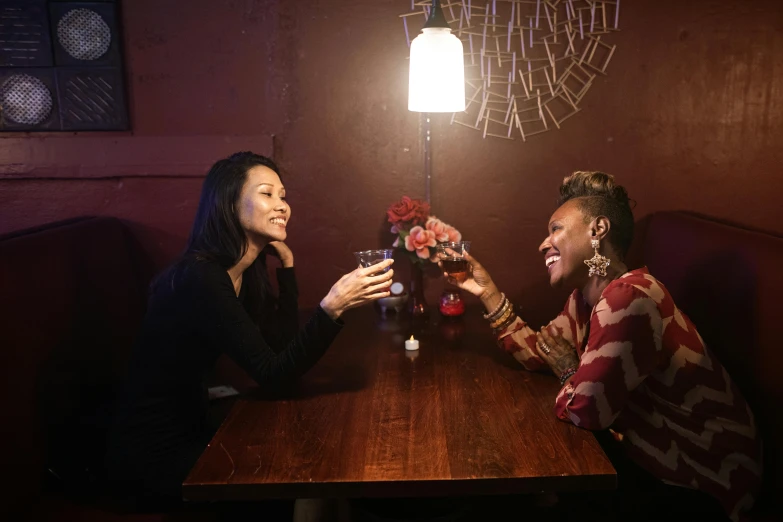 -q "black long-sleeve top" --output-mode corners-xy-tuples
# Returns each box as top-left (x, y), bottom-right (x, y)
(105, 258), (342, 498)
